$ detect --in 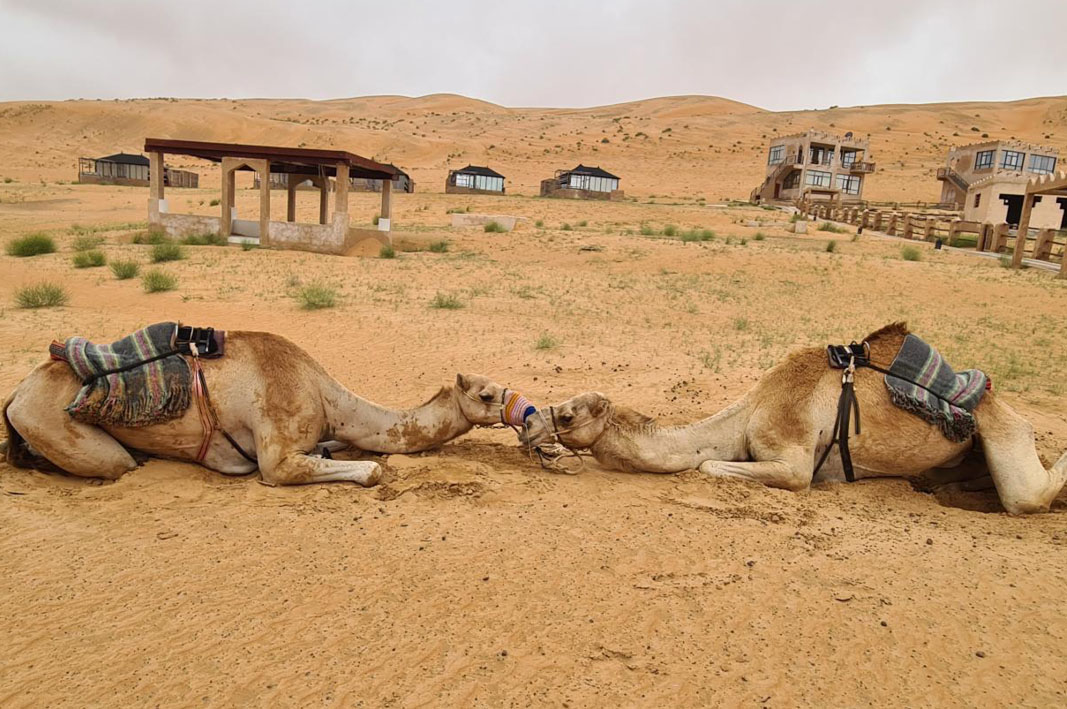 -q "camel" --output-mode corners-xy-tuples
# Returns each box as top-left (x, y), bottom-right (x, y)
(3, 330), (518, 487)
(520, 324), (1067, 514)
